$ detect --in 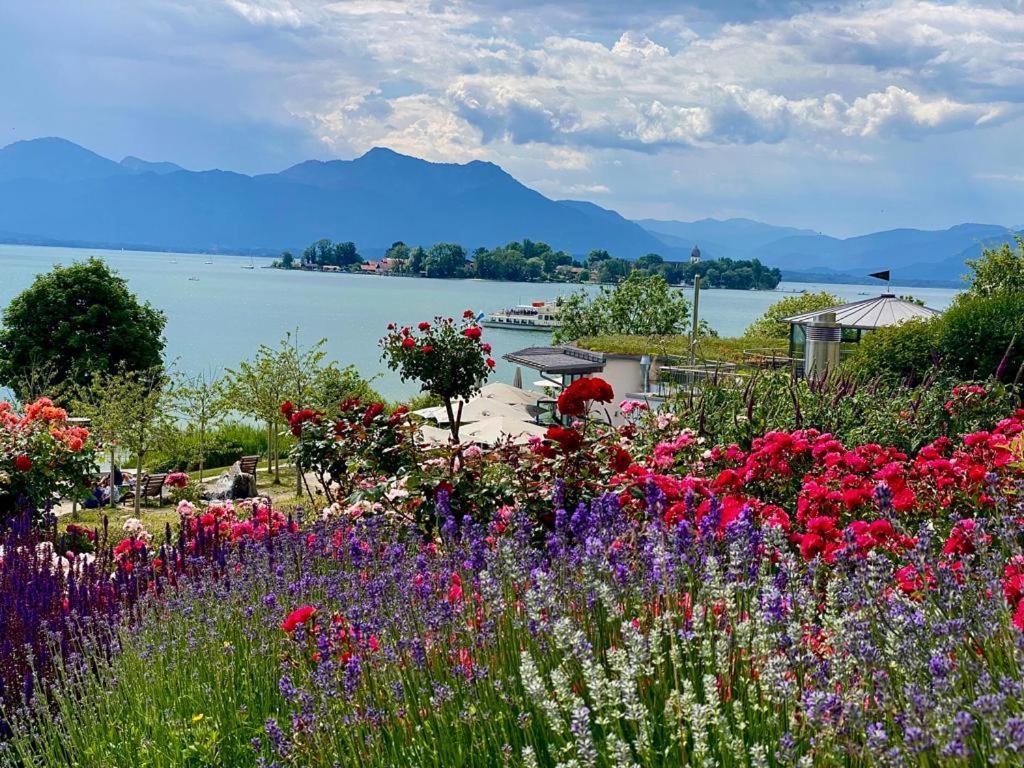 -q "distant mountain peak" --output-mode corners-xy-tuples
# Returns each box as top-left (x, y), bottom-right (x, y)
(120, 155), (185, 175)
